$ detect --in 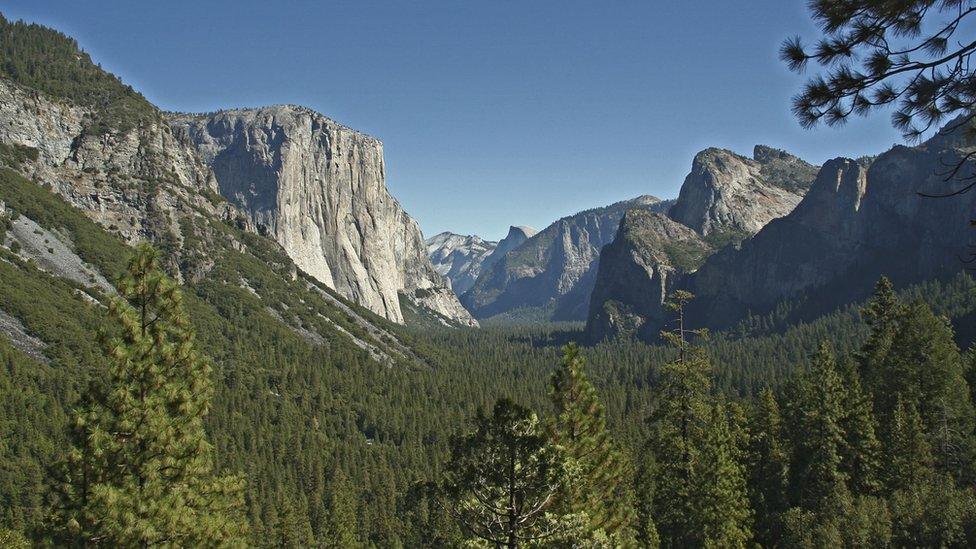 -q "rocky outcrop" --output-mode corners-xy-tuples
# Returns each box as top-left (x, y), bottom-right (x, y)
(169, 106), (476, 326)
(682, 125), (976, 331)
(462, 195), (668, 321)
(482, 225), (537, 272)
(586, 210), (709, 341)
(427, 232), (498, 295)
(591, 121), (976, 341)
(0, 78), (238, 281)
(586, 145), (818, 341)
(668, 146), (818, 240)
